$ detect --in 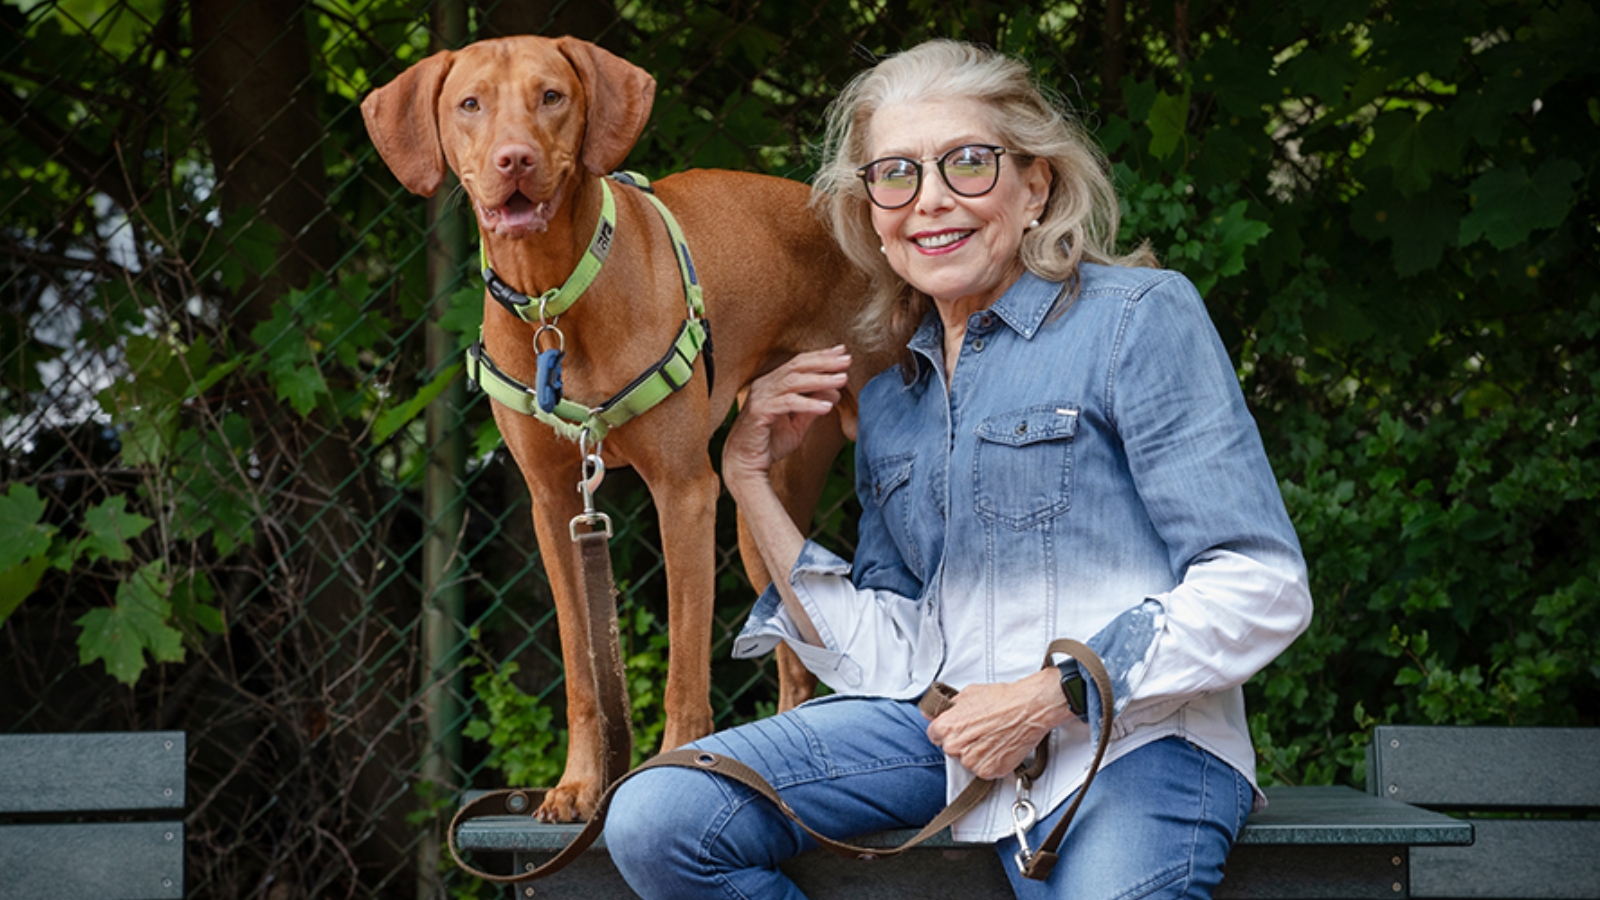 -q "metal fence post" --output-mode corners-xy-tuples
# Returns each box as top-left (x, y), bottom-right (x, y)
(420, 3), (469, 898)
